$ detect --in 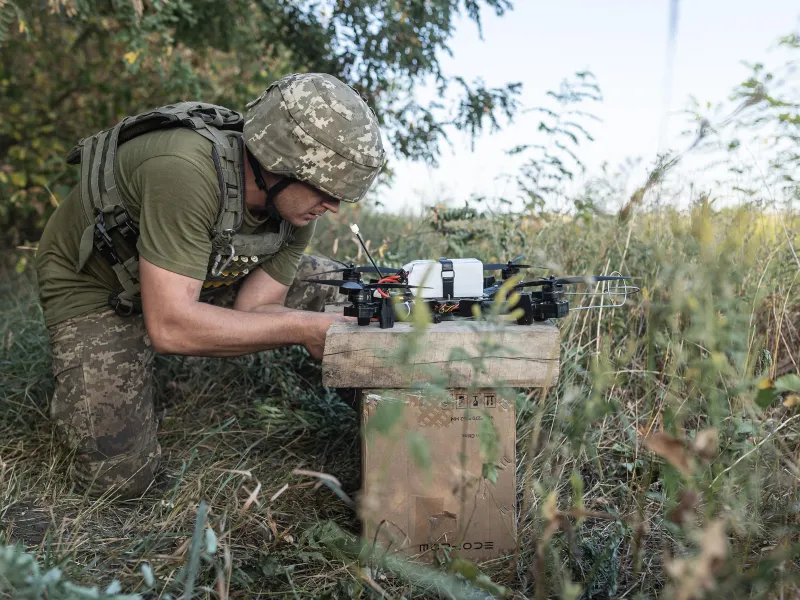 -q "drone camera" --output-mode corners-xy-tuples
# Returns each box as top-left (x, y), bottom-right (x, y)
(532, 299), (569, 321)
